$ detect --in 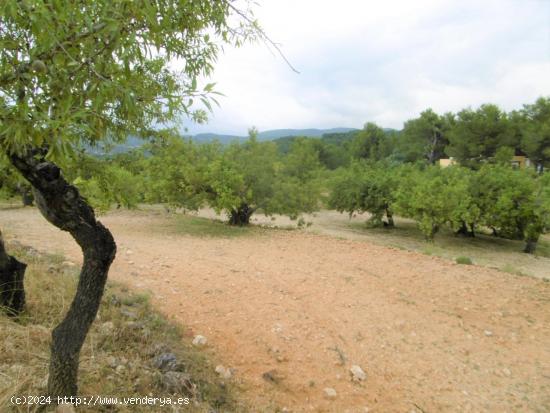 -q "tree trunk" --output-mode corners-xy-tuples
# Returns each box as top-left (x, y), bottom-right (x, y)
(0, 230), (26, 316)
(456, 221), (475, 237)
(523, 237), (538, 254)
(17, 183), (34, 206)
(9, 149), (116, 398)
(524, 224), (542, 254)
(385, 209), (395, 228)
(229, 204), (254, 226)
